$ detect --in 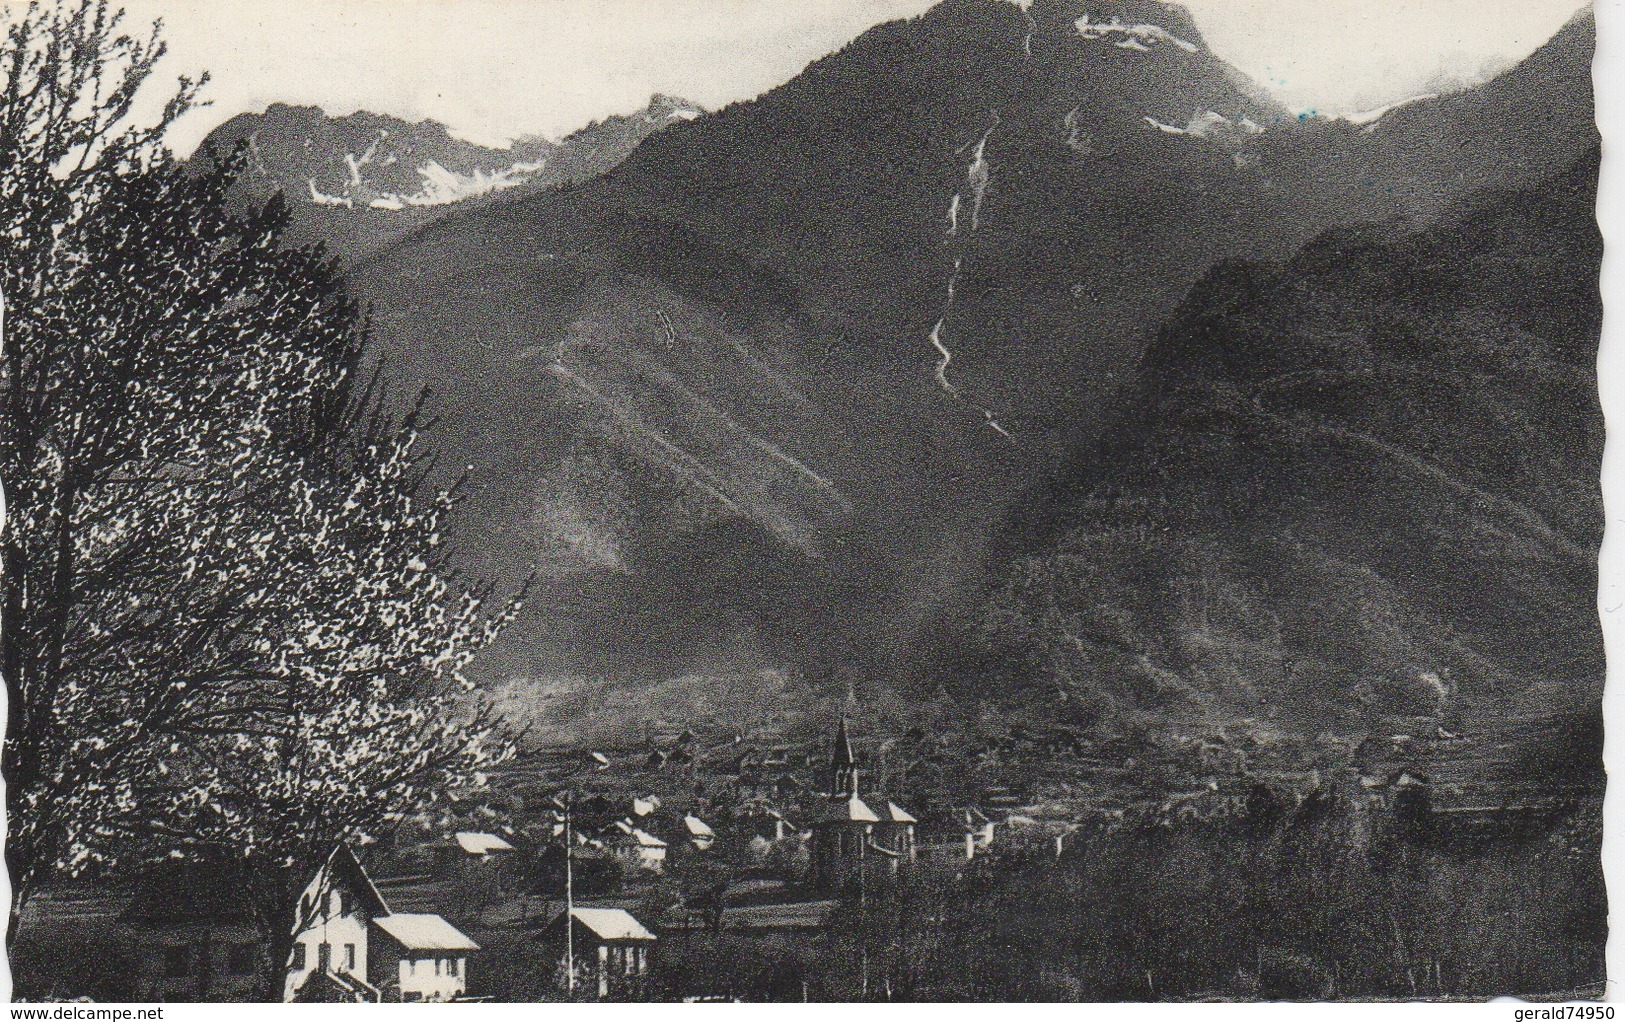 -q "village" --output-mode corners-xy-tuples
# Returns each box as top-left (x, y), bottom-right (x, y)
(12, 709), (1579, 1004)
(16, 718), (965, 1002)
